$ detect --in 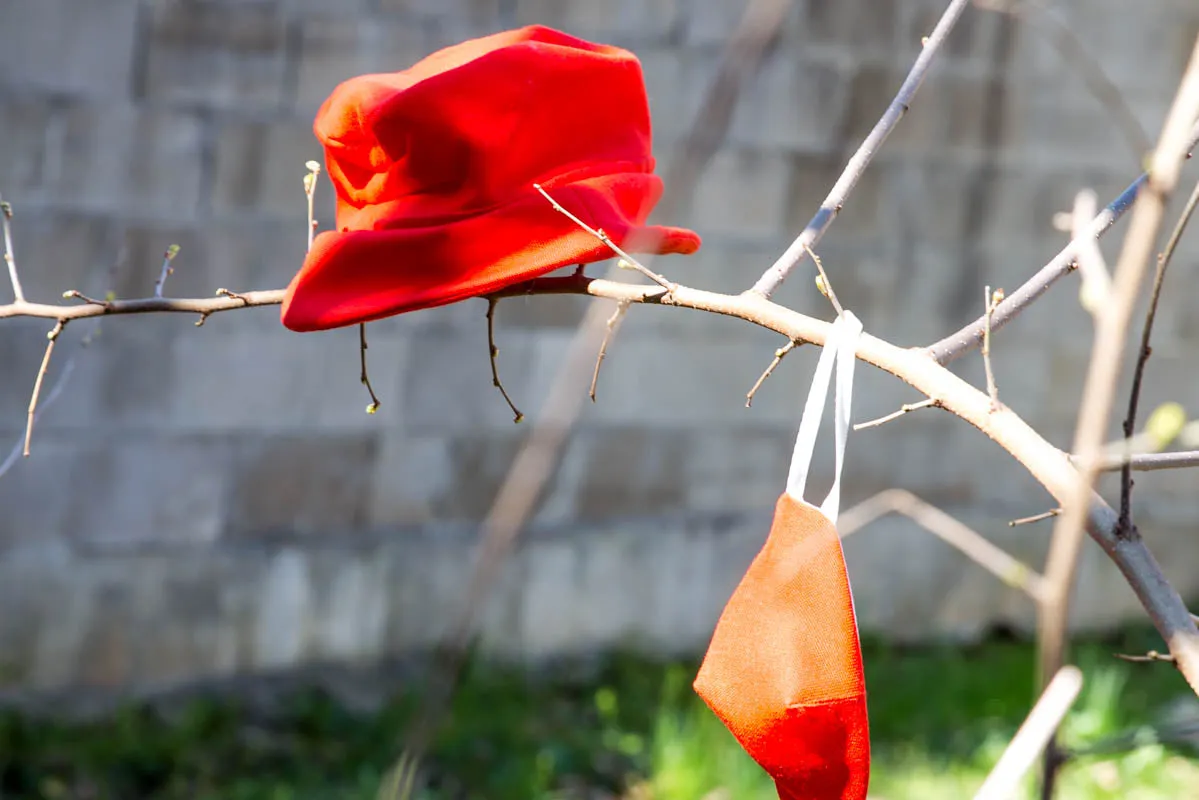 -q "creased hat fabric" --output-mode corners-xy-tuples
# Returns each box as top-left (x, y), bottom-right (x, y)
(282, 25), (700, 332)
(694, 312), (871, 800)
